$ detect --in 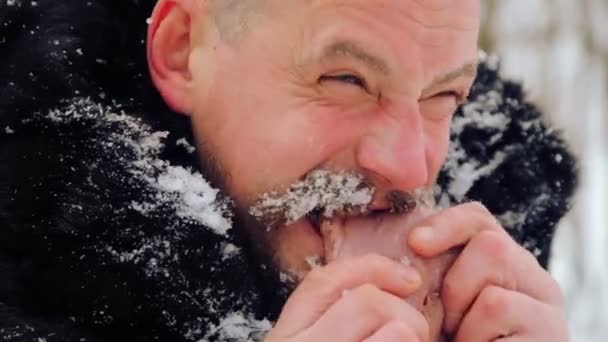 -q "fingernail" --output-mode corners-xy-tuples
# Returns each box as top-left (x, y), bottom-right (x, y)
(398, 266), (421, 286)
(410, 226), (434, 244)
